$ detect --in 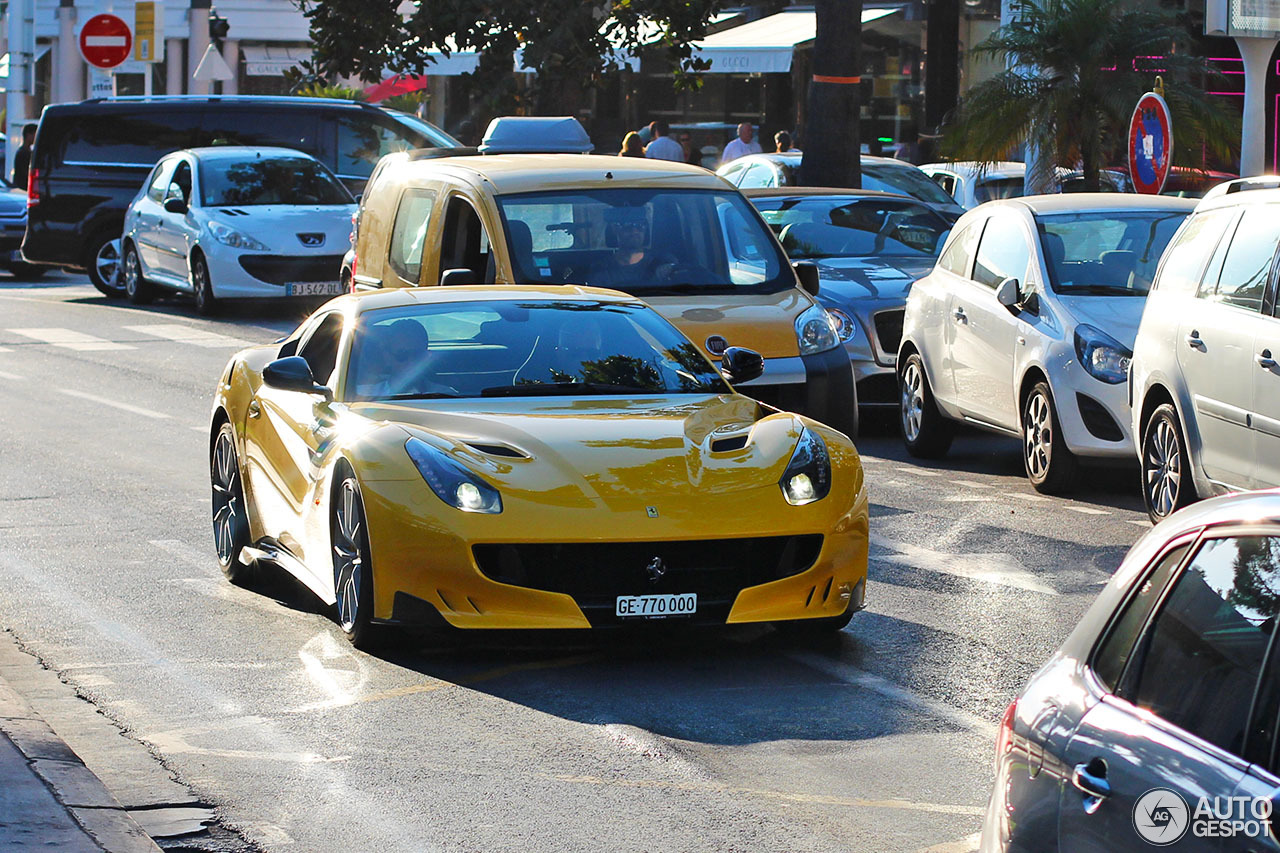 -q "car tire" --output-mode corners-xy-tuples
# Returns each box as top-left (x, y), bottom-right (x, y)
(1022, 381), (1078, 494)
(332, 468), (380, 650)
(86, 231), (125, 297)
(1141, 403), (1198, 524)
(899, 353), (954, 458)
(211, 422), (254, 584)
(122, 243), (154, 305)
(191, 253), (217, 316)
